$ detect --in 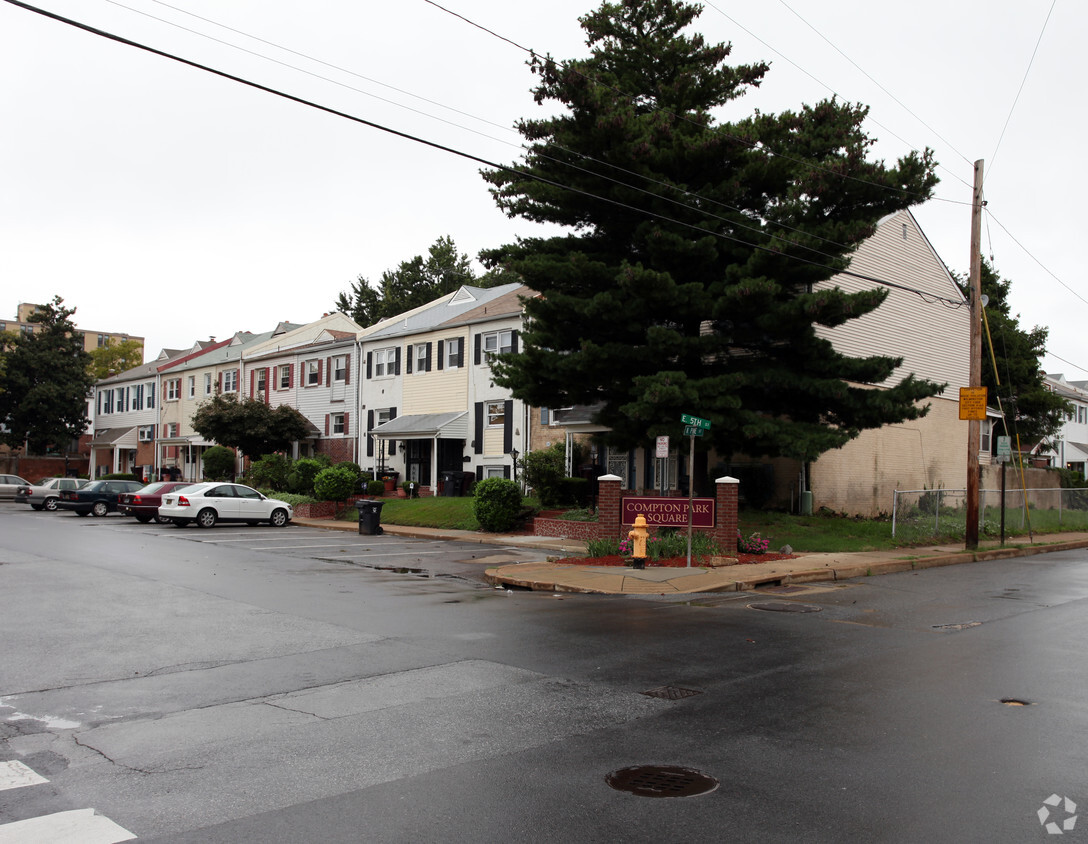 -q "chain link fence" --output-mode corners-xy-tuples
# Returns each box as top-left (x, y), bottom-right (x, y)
(891, 487), (1088, 541)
